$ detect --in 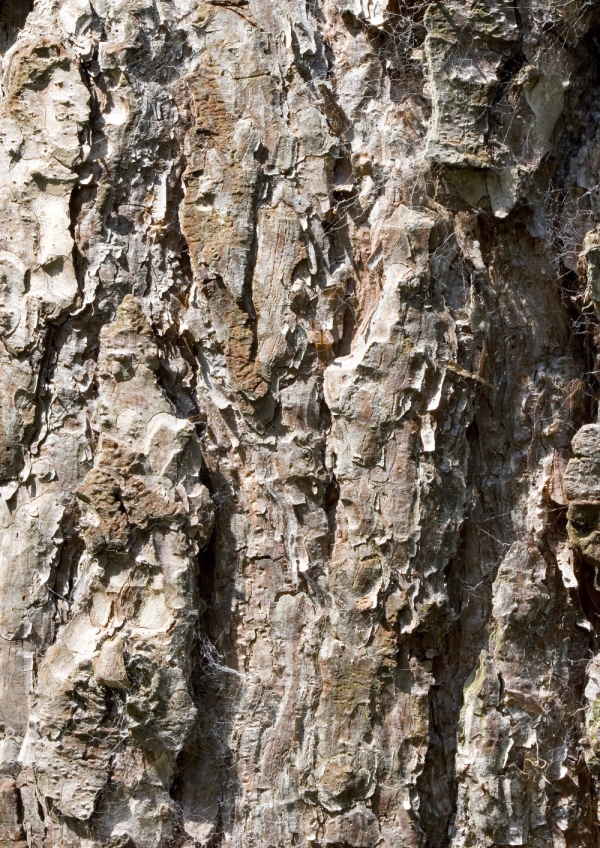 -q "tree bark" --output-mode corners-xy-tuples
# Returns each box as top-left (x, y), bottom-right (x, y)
(1, 0), (600, 846)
